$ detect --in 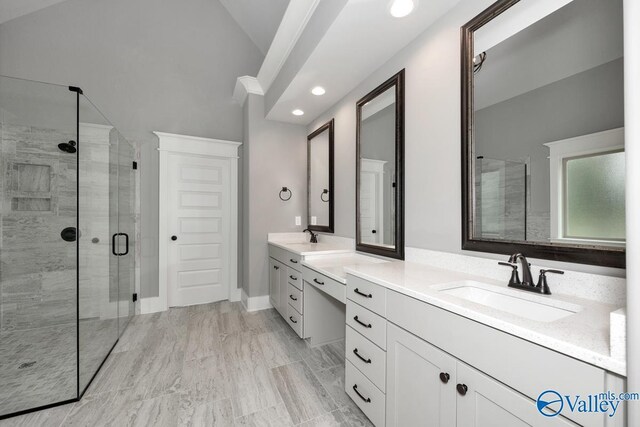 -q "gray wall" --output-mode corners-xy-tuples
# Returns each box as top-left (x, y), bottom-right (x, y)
(308, 0), (624, 276)
(242, 94), (306, 298)
(0, 0), (264, 298)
